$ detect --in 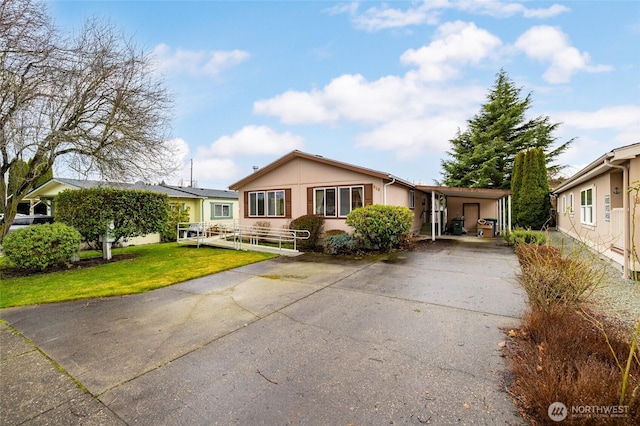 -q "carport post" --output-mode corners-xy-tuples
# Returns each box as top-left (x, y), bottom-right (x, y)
(507, 195), (512, 233)
(431, 191), (436, 242)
